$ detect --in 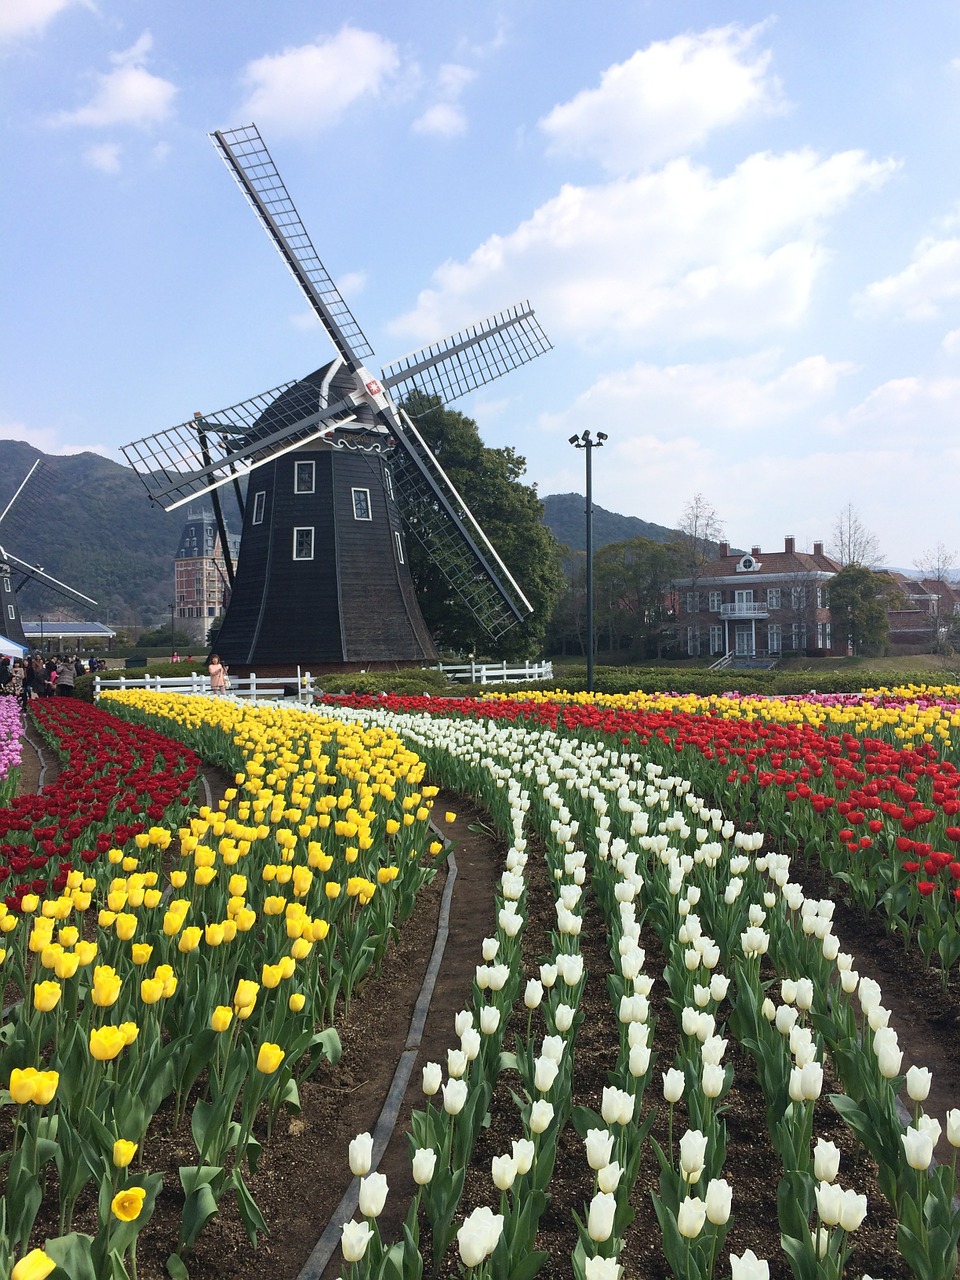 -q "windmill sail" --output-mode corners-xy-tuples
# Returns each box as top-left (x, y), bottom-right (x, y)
(211, 125), (373, 368)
